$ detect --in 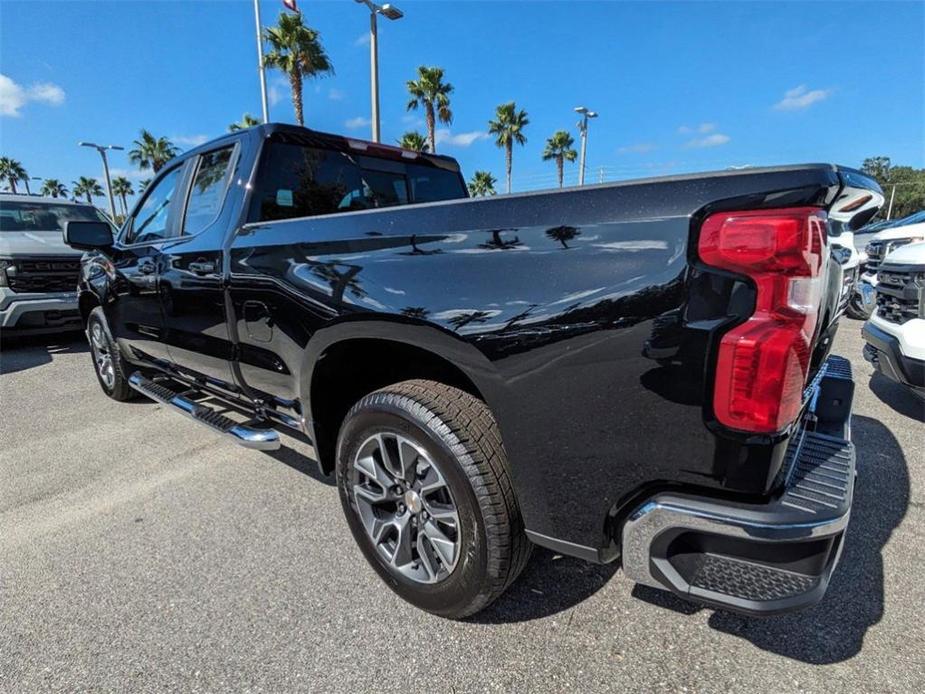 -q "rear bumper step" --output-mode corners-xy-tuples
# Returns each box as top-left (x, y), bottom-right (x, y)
(621, 355), (856, 616)
(128, 372), (281, 451)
